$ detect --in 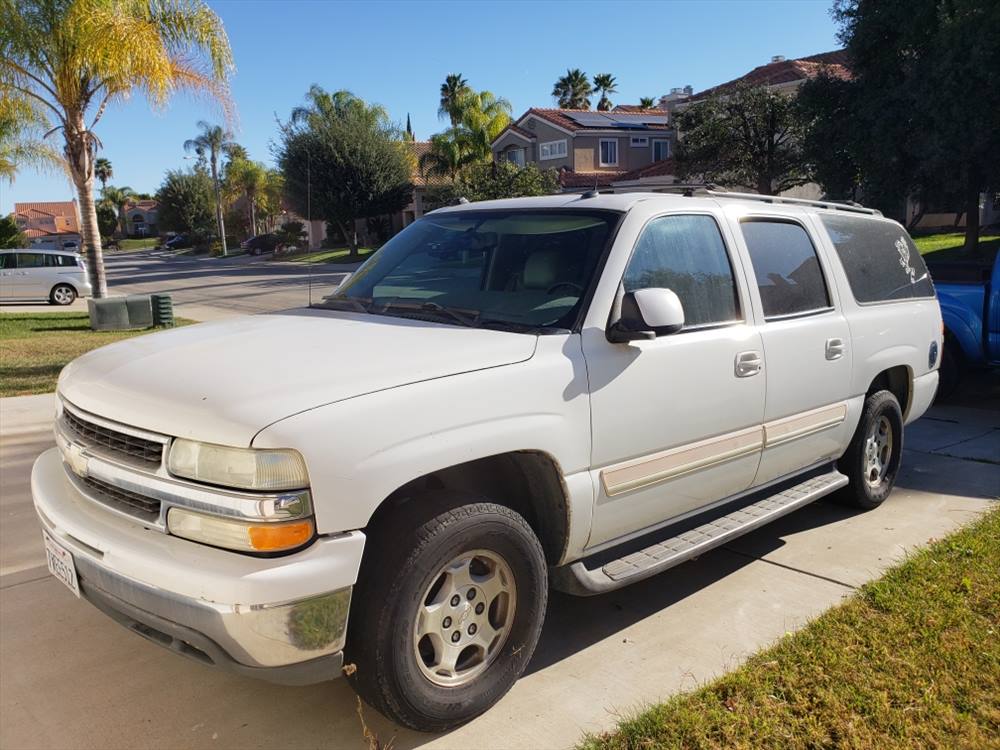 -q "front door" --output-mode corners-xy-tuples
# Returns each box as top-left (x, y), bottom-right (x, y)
(735, 216), (854, 485)
(583, 212), (766, 549)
